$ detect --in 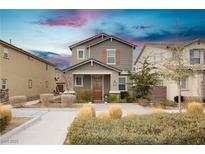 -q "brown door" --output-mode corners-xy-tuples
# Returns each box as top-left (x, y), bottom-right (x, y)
(92, 76), (103, 100)
(56, 84), (64, 92)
